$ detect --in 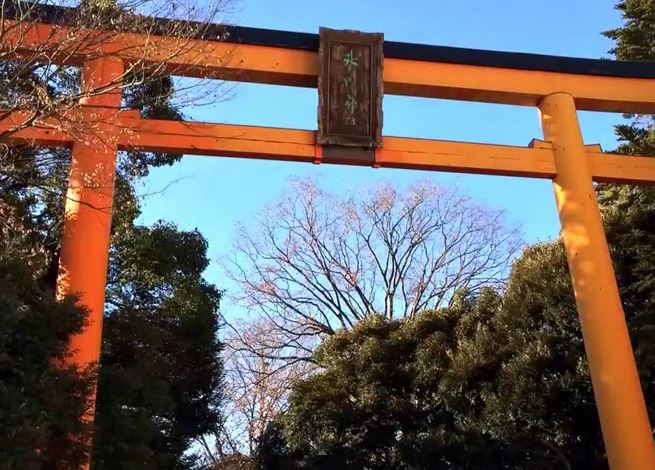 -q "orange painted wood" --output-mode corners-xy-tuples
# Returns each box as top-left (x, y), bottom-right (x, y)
(4, 21), (319, 86)
(53, 57), (125, 470)
(117, 117), (559, 178)
(56, 57), (124, 374)
(377, 136), (556, 178)
(3, 110), (655, 184)
(383, 58), (655, 113)
(591, 153), (655, 184)
(118, 117), (317, 161)
(541, 92), (655, 470)
(5, 20), (655, 113)
(0, 110), (73, 146)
